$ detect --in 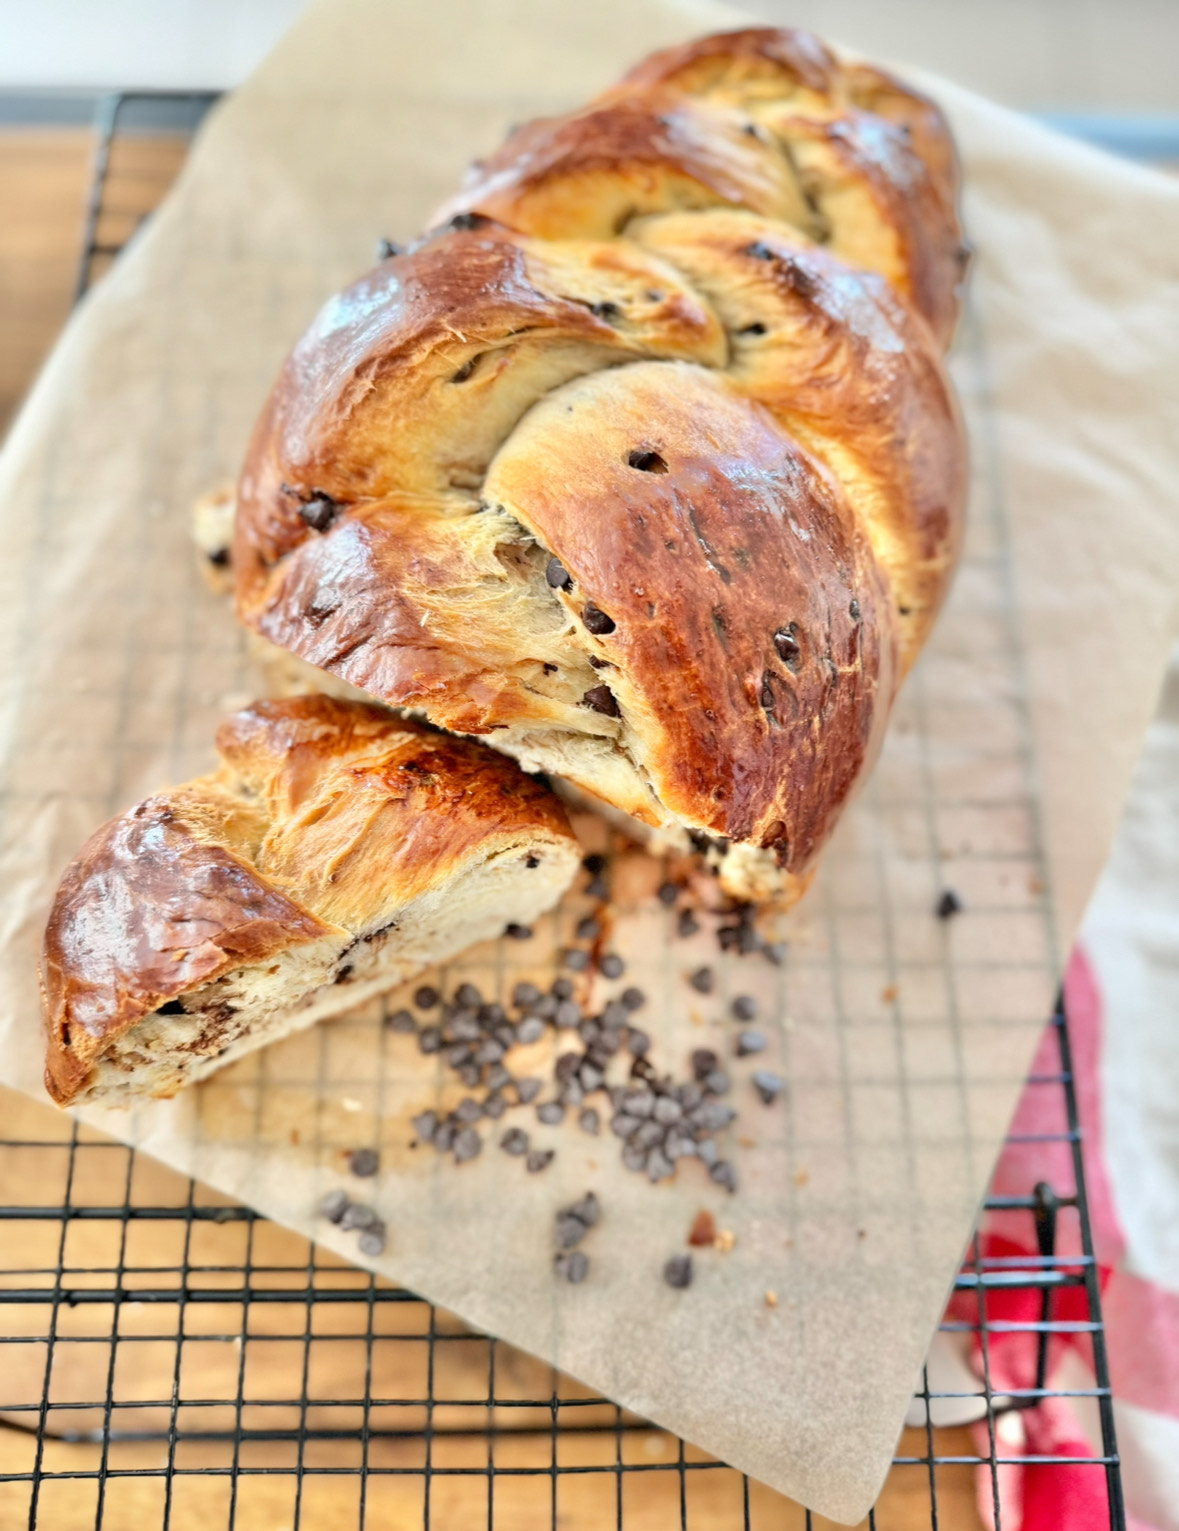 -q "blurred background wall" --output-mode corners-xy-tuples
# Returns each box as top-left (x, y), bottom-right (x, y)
(0, 0), (1175, 110)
